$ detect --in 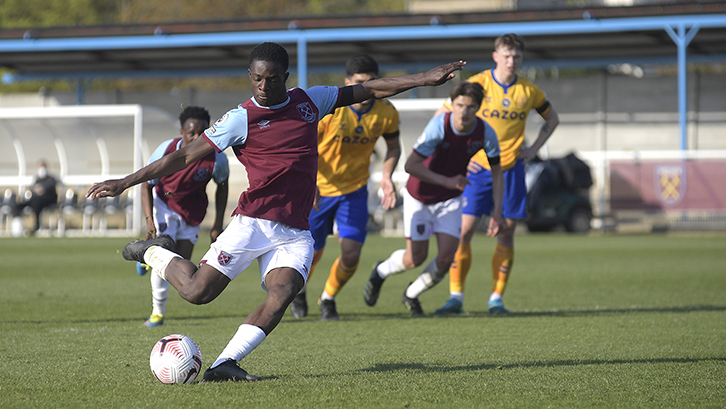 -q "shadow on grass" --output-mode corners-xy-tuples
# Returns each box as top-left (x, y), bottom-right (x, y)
(358, 356), (726, 374)
(290, 304), (726, 323)
(3, 304), (725, 325)
(448, 304), (726, 319)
